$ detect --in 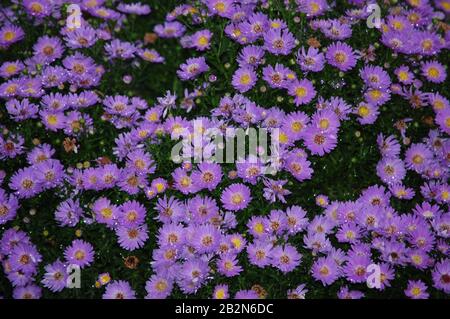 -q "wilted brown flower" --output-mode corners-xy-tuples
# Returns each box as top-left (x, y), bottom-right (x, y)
(124, 256), (139, 269)
(97, 156), (112, 166)
(63, 137), (78, 153)
(144, 32), (158, 45)
(307, 37), (321, 48)
(251, 284), (268, 299)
